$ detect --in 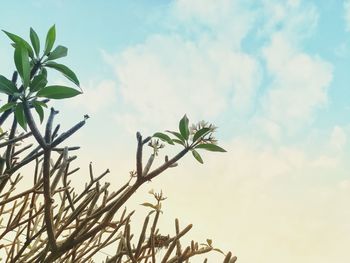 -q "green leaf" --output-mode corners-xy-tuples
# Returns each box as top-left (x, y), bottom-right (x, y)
(15, 103), (27, 131)
(47, 45), (67, 60)
(166, 130), (185, 143)
(172, 139), (185, 146)
(44, 25), (56, 55)
(30, 27), (40, 57)
(14, 42), (31, 88)
(40, 67), (48, 78)
(195, 143), (227, 152)
(153, 132), (174, 145)
(213, 248), (225, 255)
(32, 101), (44, 123)
(37, 85), (81, 99)
(34, 100), (48, 108)
(192, 149), (203, 164)
(2, 30), (34, 58)
(45, 62), (80, 86)
(30, 73), (47, 92)
(179, 114), (190, 140)
(0, 102), (16, 113)
(206, 239), (213, 247)
(193, 127), (211, 143)
(0, 75), (18, 95)
(140, 203), (157, 210)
